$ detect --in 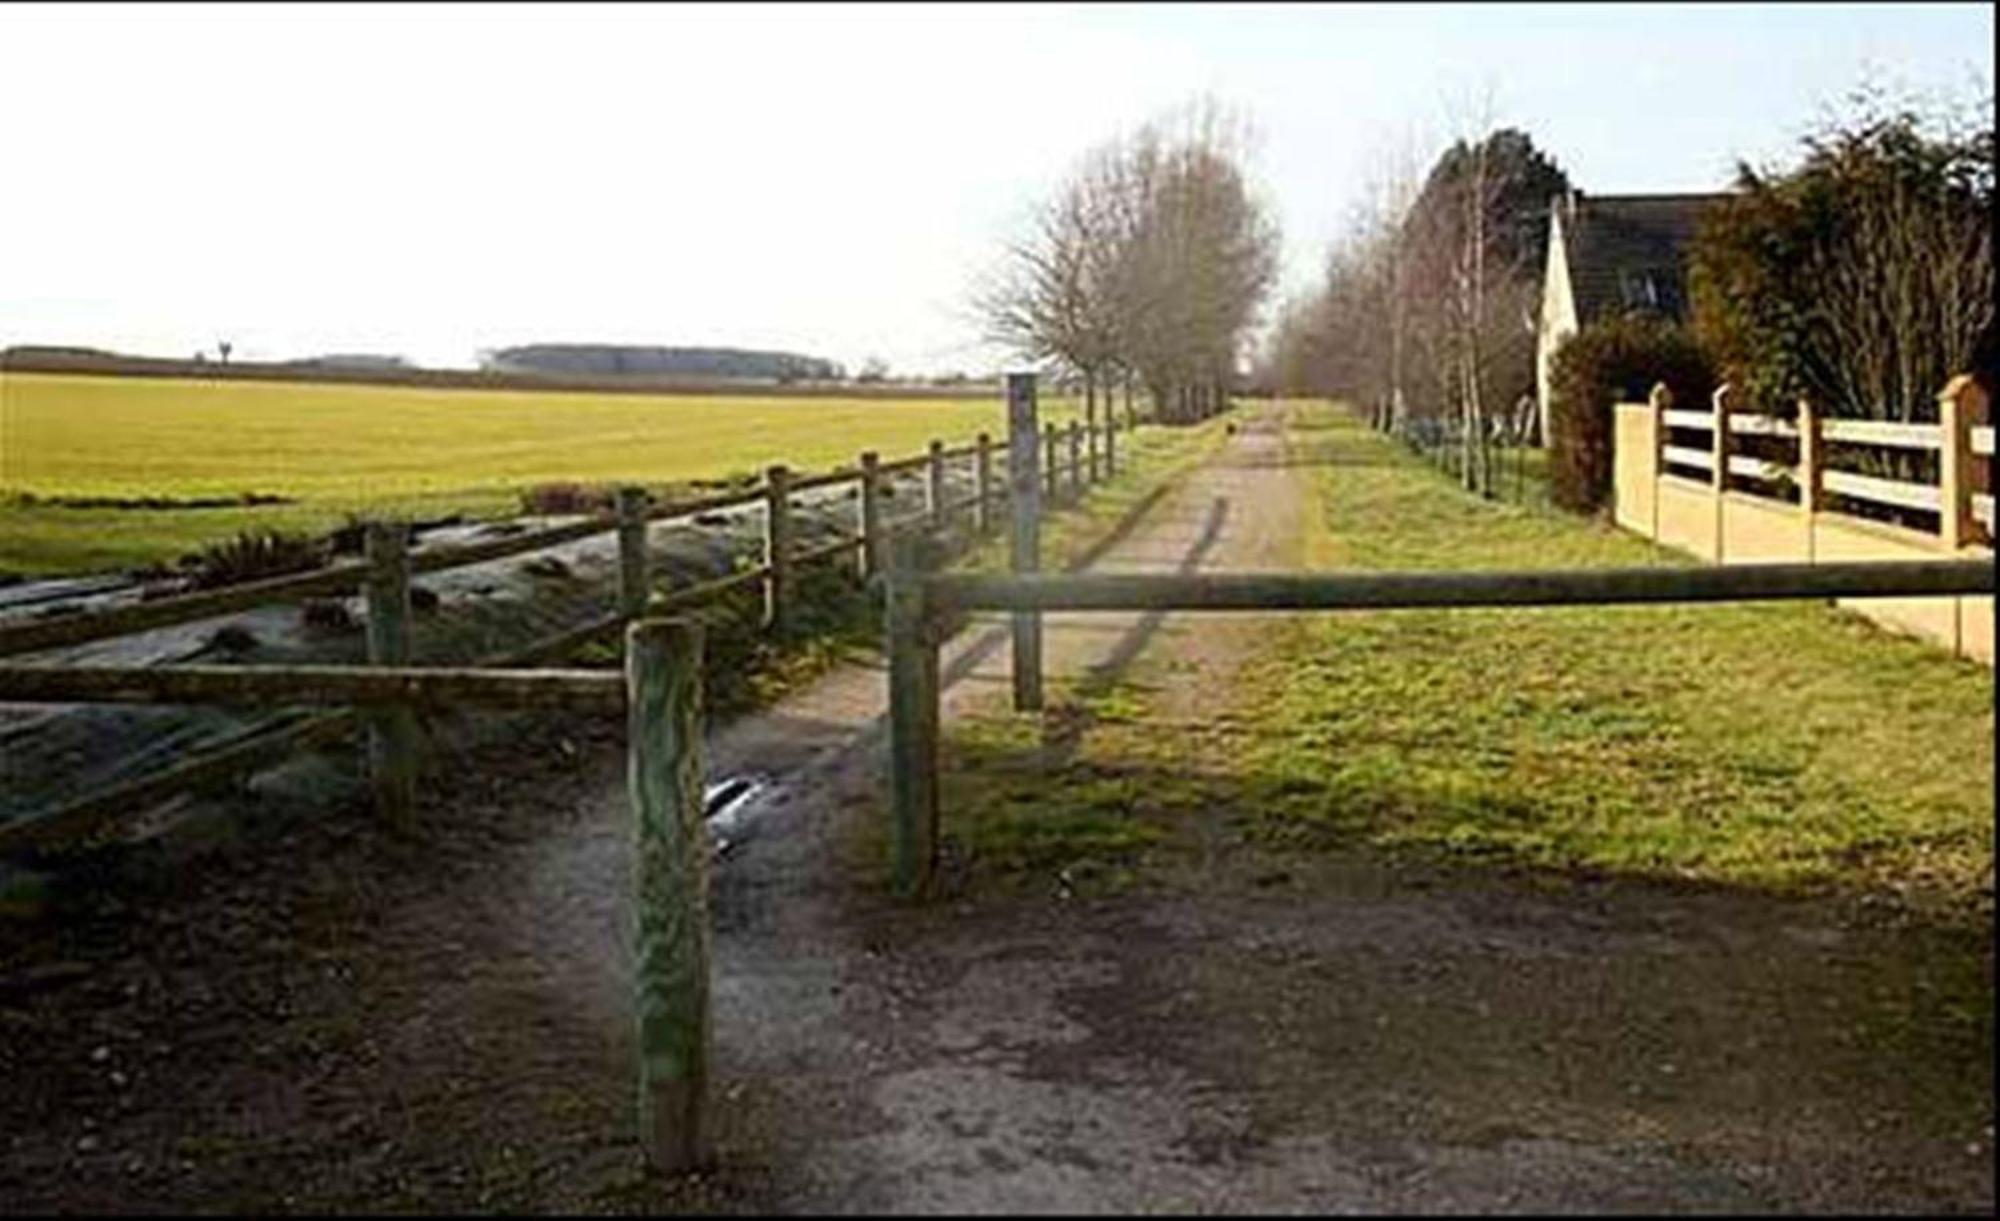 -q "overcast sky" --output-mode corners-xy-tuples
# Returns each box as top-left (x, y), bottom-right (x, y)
(0, 2), (1990, 374)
